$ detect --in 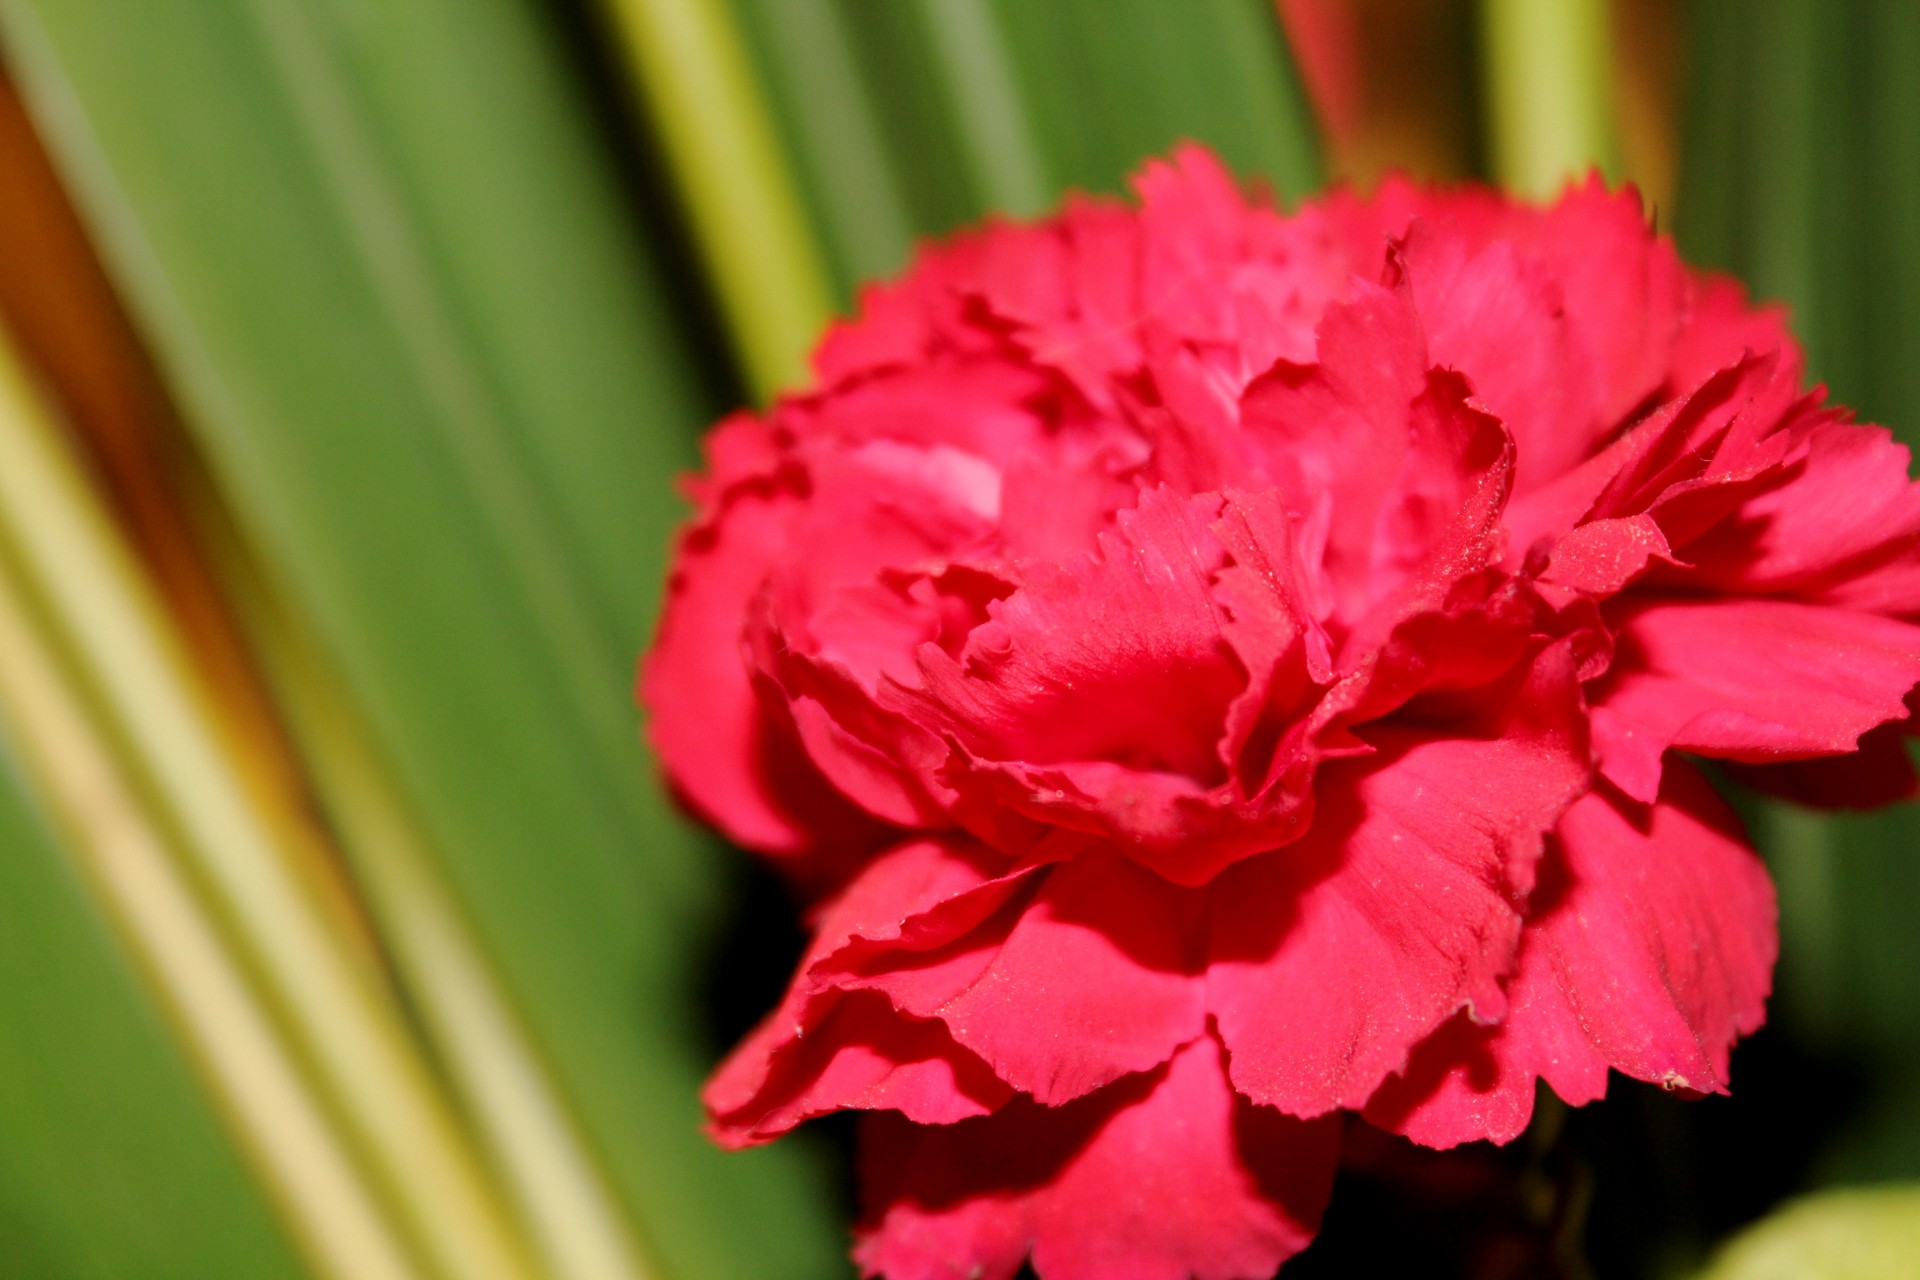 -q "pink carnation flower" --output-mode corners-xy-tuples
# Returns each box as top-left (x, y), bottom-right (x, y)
(642, 146), (1920, 1279)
